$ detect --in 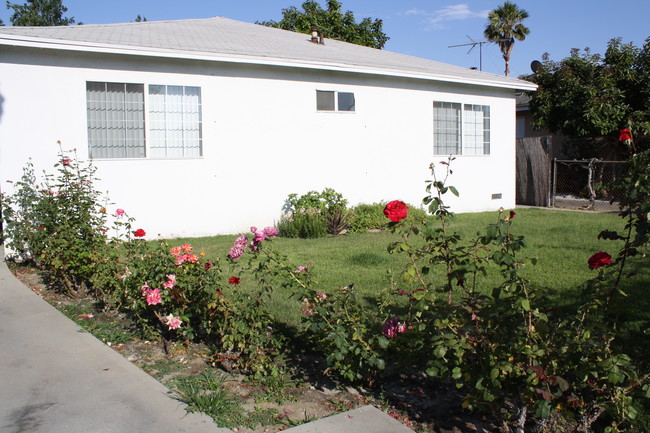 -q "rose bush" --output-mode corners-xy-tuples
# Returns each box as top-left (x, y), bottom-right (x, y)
(297, 157), (648, 433)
